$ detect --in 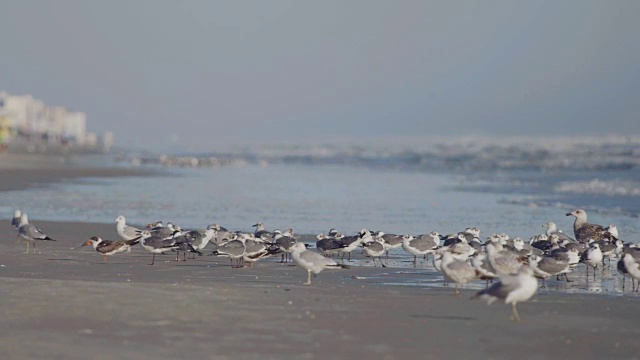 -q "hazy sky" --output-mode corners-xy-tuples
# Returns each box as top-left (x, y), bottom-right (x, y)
(1, 1), (639, 150)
